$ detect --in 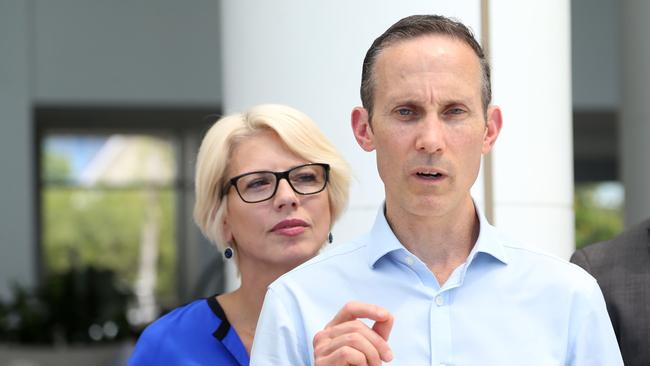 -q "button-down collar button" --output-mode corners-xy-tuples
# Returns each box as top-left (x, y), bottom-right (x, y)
(435, 295), (444, 306)
(404, 256), (414, 266)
